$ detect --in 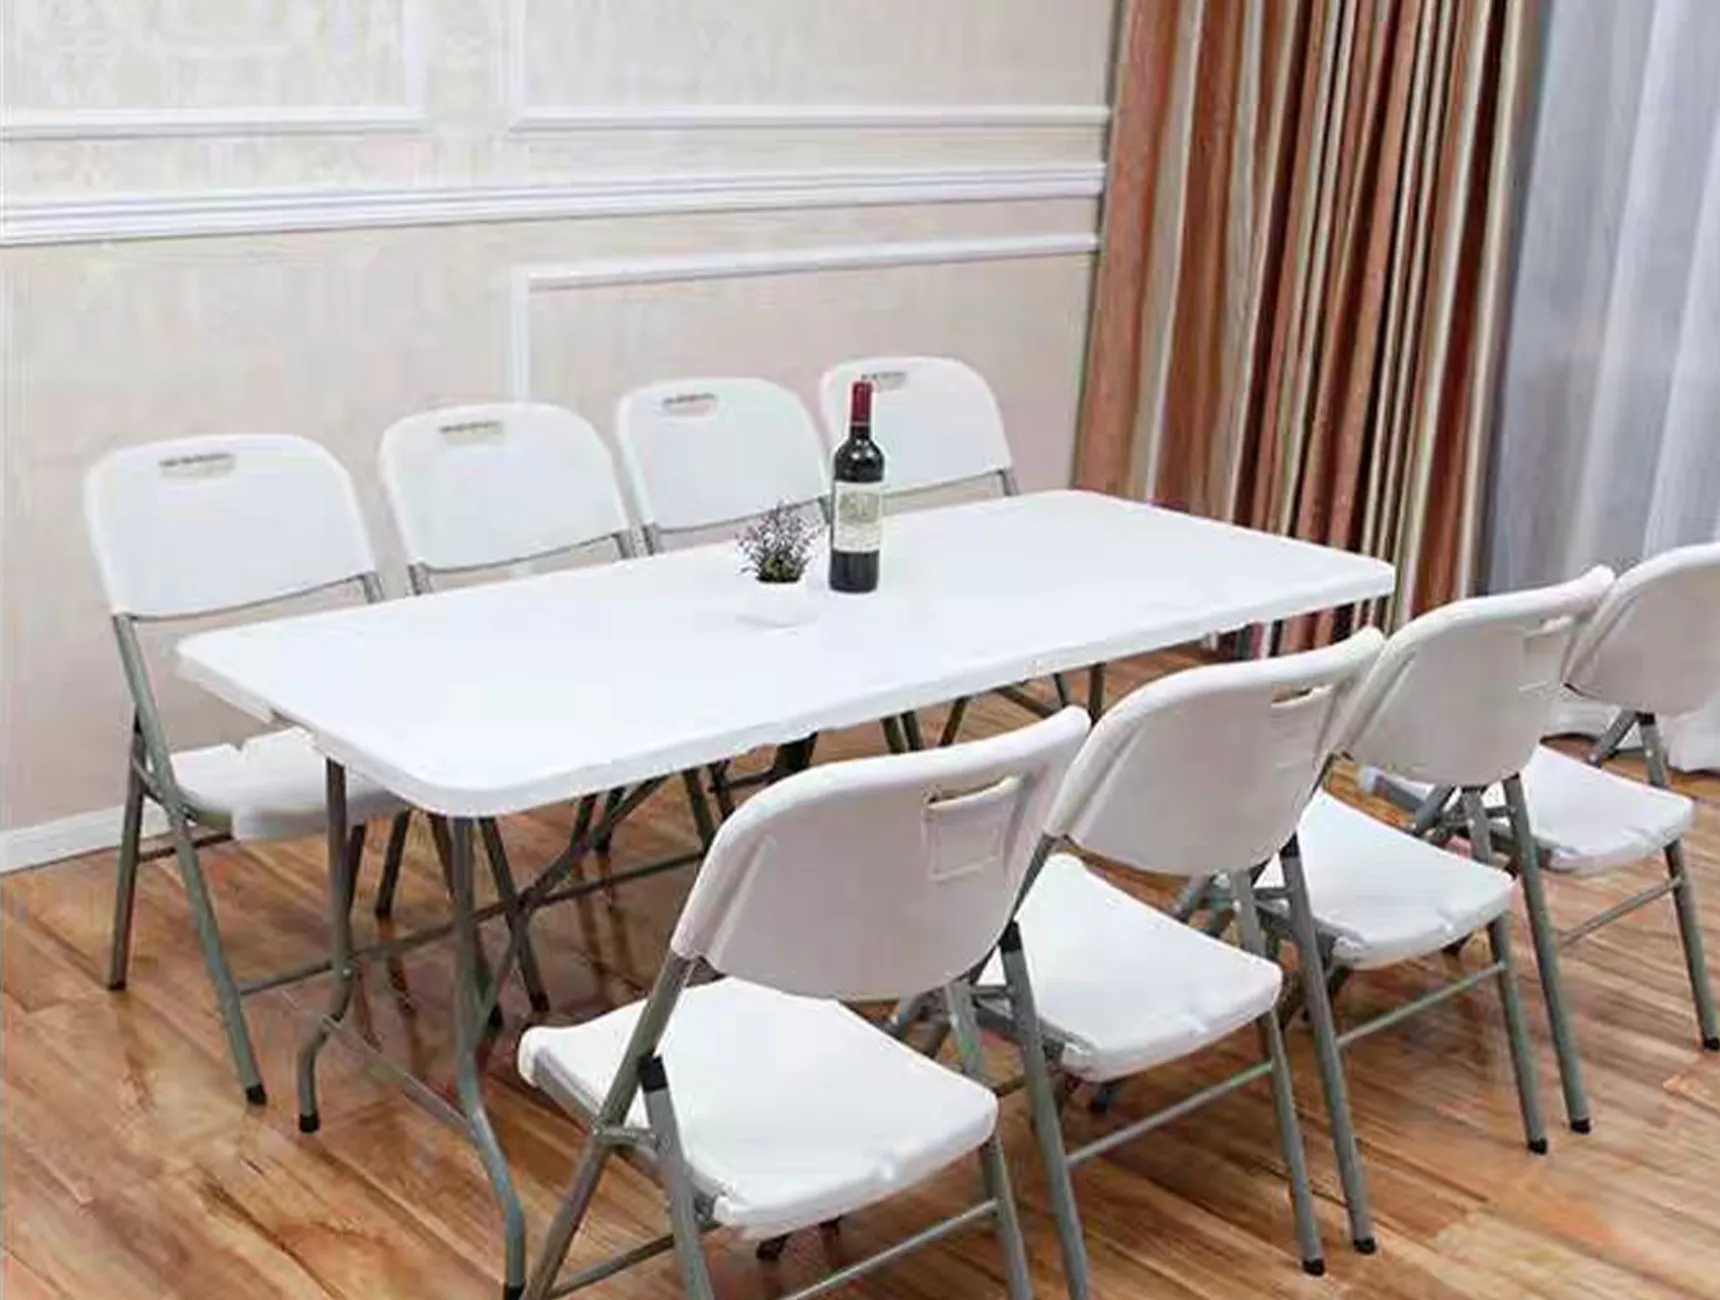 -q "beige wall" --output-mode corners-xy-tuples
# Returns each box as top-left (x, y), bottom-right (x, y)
(0, 0), (1114, 849)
